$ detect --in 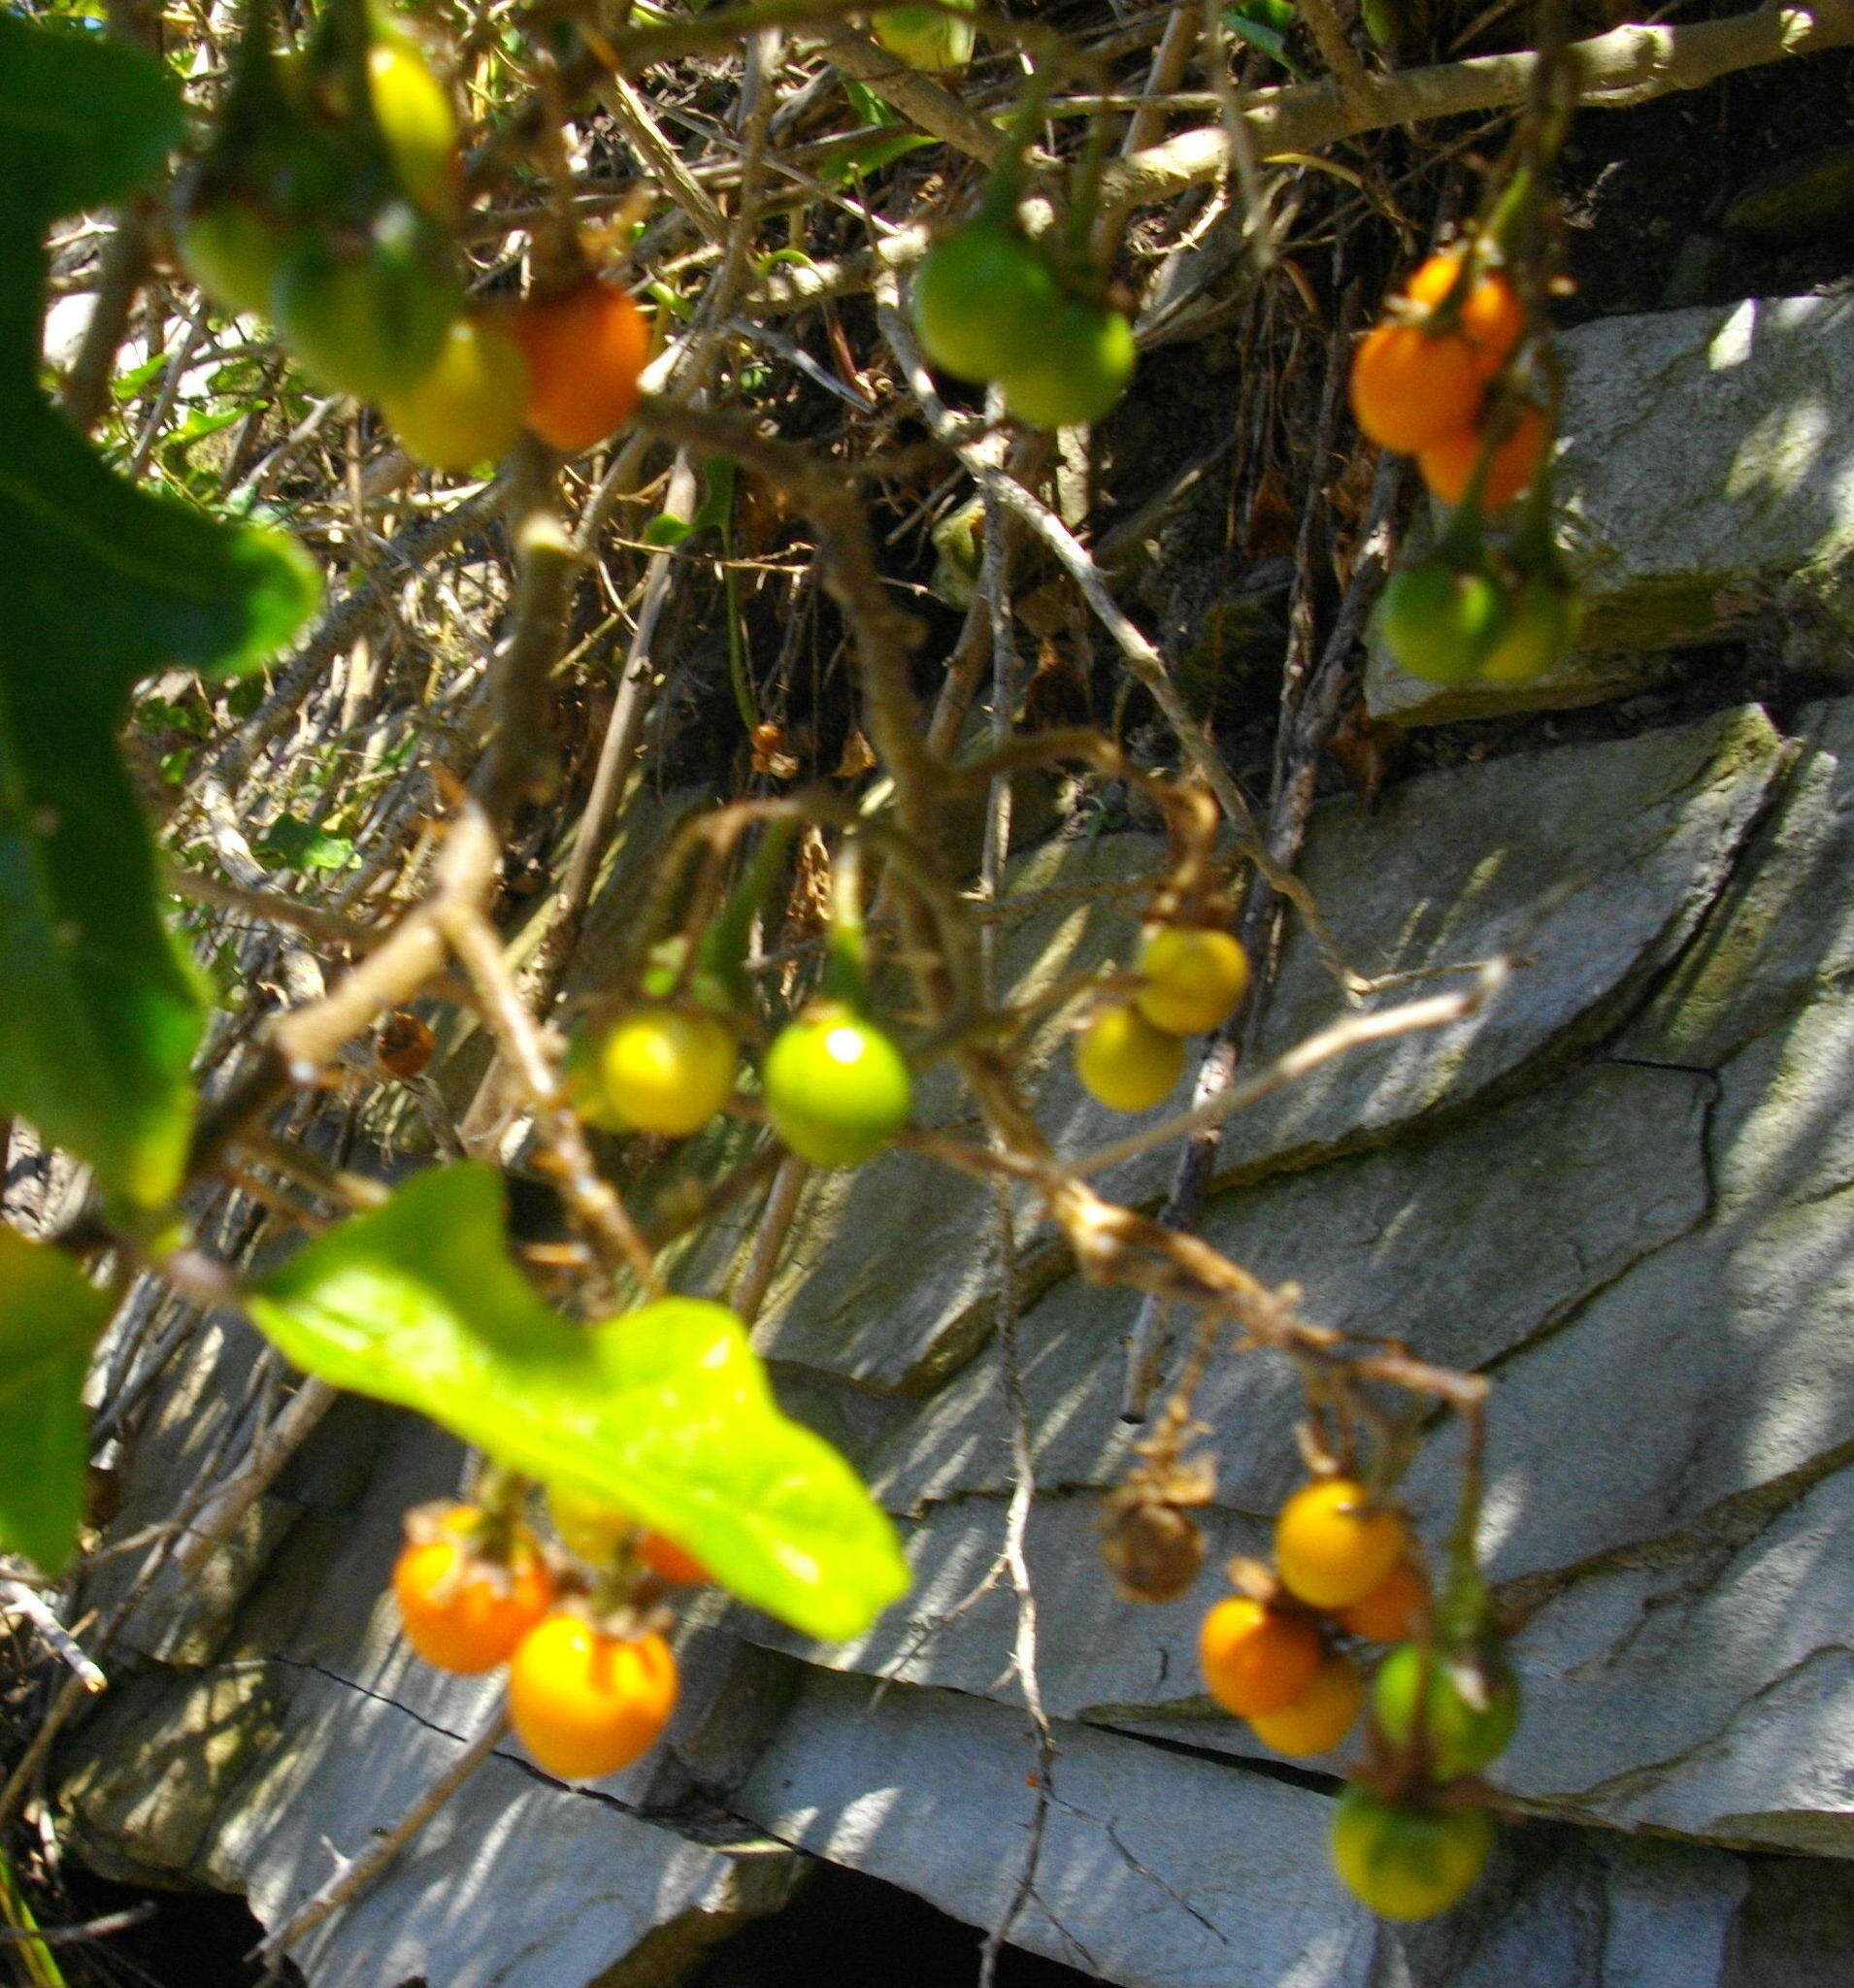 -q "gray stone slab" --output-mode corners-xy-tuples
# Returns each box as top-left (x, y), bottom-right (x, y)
(1729, 1855), (1854, 1987)
(1207, 706), (1778, 1182)
(735, 1666), (1381, 1988)
(1407, 977), (1854, 1589)
(60, 1659), (791, 1988)
(1625, 696), (1854, 1068)
(745, 708), (1778, 1394)
(733, 1668), (1756, 1988)
(1492, 1461), (1854, 1855)
(1369, 293), (1854, 725)
(754, 1493), (1260, 1727)
(869, 1060), (1711, 1523)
